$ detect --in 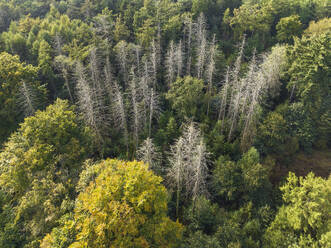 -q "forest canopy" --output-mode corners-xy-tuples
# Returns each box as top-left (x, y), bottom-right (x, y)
(0, 0), (330, 247)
